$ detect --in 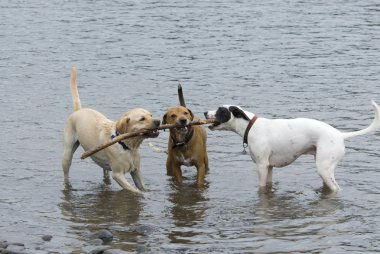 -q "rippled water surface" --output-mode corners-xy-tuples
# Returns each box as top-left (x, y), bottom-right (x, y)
(1, 0), (380, 253)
